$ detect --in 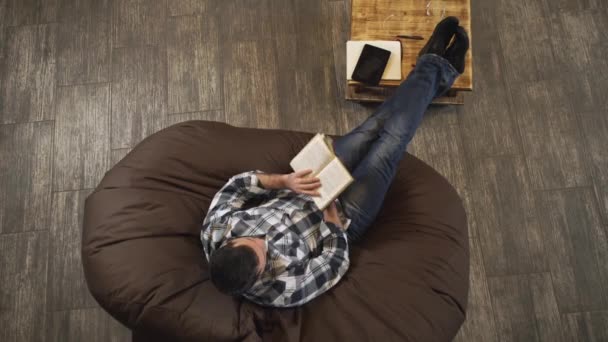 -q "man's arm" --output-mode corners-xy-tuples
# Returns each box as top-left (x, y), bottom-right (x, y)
(260, 170), (321, 197)
(204, 170), (315, 222)
(262, 221), (349, 307)
(205, 170), (321, 221)
(202, 170), (318, 243)
(204, 171), (273, 225)
(256, 173), (288, 190)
